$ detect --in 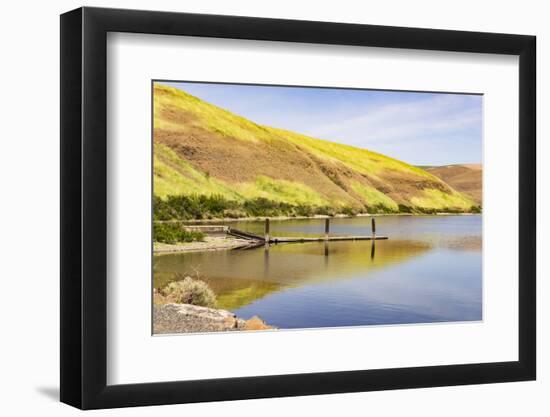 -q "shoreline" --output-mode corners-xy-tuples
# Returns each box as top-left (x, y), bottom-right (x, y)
(156, 212), (481, 225)
(154, 213), (481, 254)
(154, 236), (257, 254)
